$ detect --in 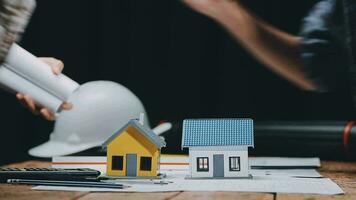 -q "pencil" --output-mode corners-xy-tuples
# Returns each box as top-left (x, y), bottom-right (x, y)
(7, 179), (129, 189)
